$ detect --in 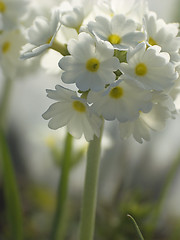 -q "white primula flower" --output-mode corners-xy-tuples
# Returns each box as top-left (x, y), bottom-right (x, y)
(59, 32), (120, 92)
(59, 4), (84, 30)
(42, 85), (102, 141)
(20, 9), (60, 59)
(97, 0), (147, 25)
(120, 42), (178, 91)
(0, 29), (26, 78)
(0, 0), (28, 30)
(144, 11), (180, 63)
(58, 0), (95, 30)
(88, 14), (145, 50)
(170, 65), (180, 102)
(88, 79), (152, 122)
(119, 92), (175, 143)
